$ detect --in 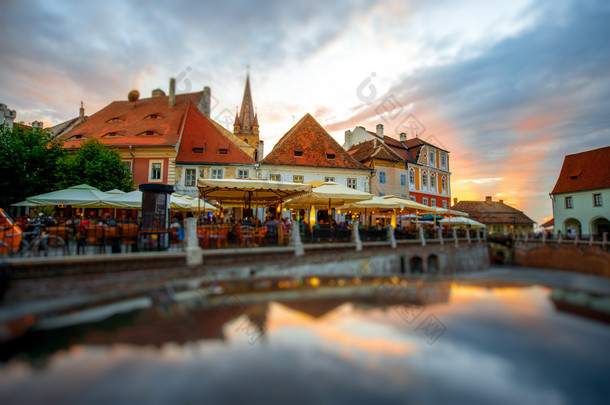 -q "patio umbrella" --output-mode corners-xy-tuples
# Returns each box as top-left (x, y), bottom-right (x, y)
(440, 217), (486, 228)
(11, 200), (43, 207)
(26, 184), (107, 207)
(198, 178), (312, 208)
(337, 195), (401, 212)
(102, 191), (192, 210)
(284, 181), (373, 210)
(434, 207), (469, 217)
(171, 193), (218, 212)
(382, 196), (437, 213)
(421, 213), (444, 221)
